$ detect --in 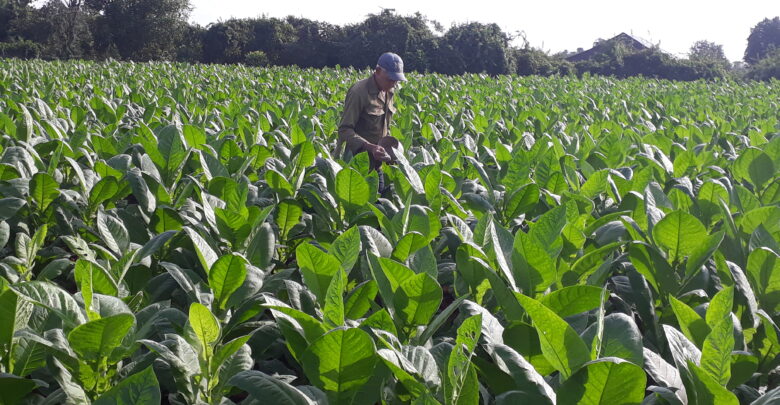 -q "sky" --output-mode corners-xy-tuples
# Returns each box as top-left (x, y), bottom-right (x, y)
(189, 0), (779, 62)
